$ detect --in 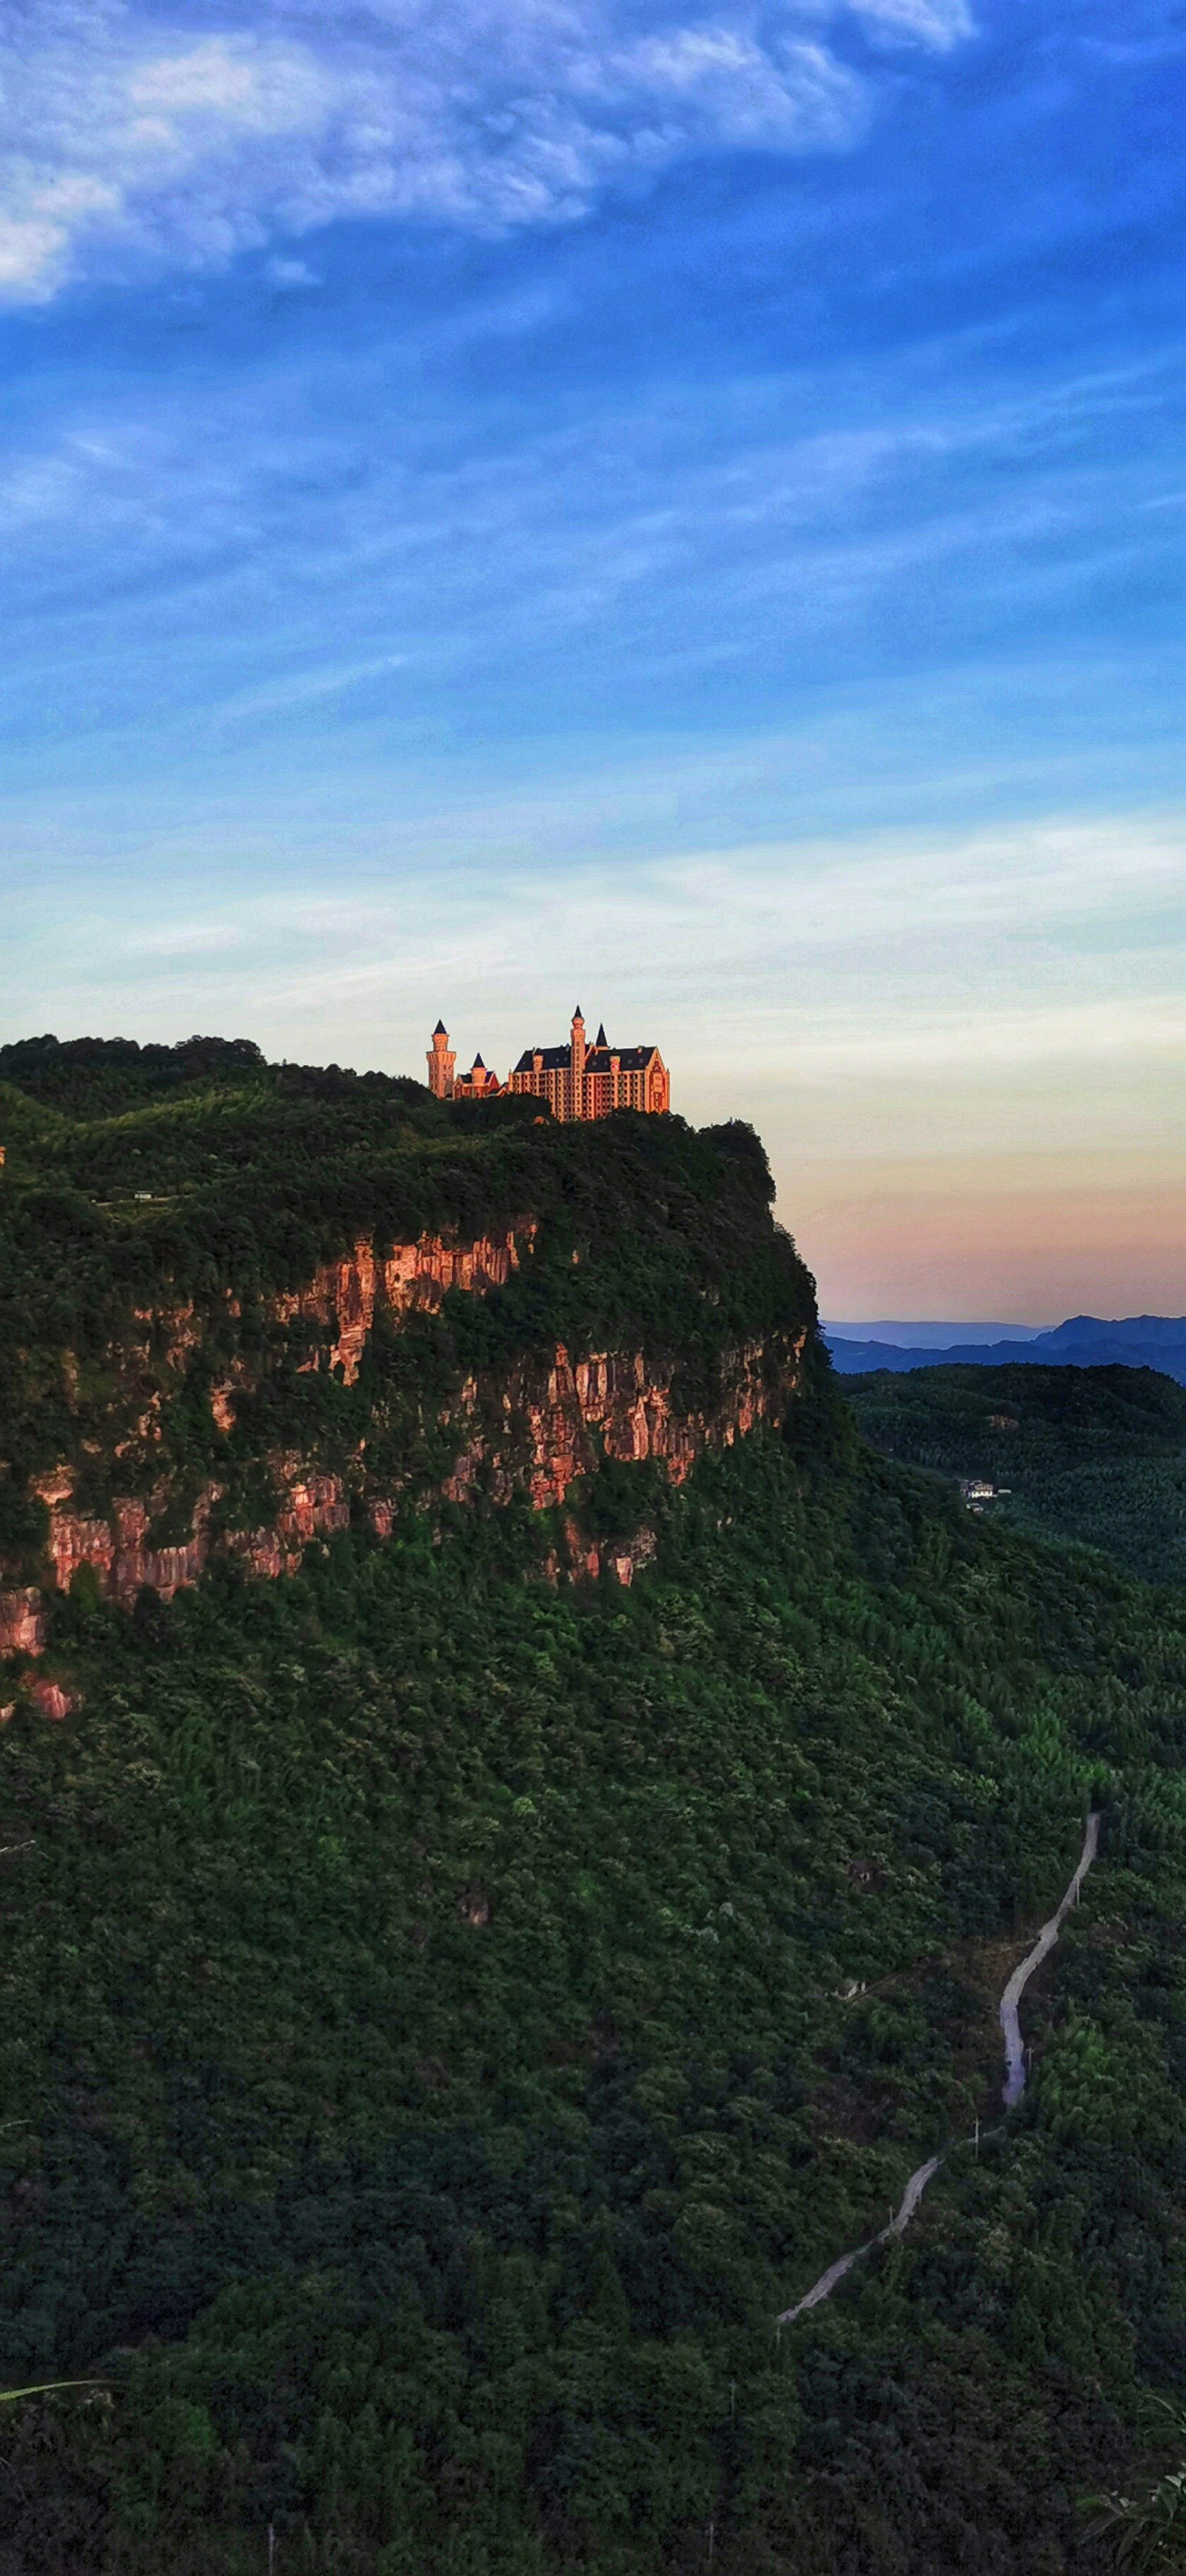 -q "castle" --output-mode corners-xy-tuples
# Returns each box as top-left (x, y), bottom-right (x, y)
(427, 1008), (670, 1121)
